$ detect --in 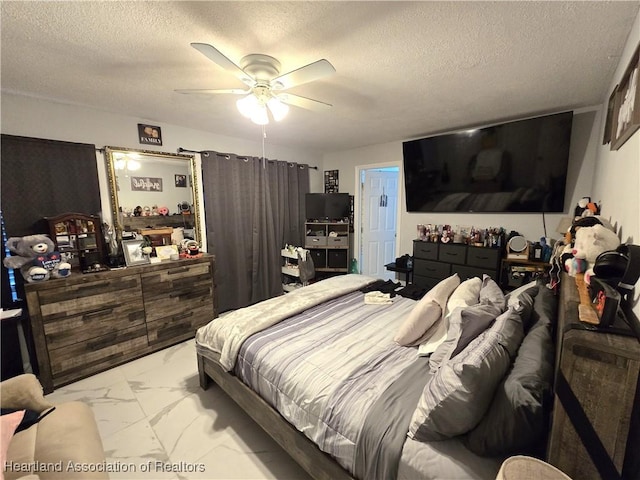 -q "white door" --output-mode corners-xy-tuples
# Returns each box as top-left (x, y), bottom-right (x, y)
(360, 168), (399, 280)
